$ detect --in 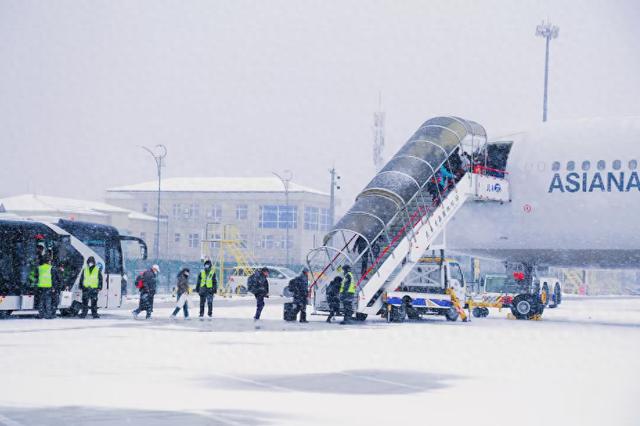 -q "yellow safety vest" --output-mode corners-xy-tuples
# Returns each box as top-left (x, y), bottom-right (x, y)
(83, 266), (100, 289)
(200, 270), (215, 288)
(37, 264), (52, 288)
(340, 272), (356, 294)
